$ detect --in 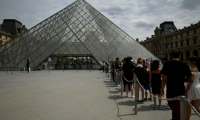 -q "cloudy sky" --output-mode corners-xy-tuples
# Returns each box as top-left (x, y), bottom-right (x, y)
(0, 0), (200, 41)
